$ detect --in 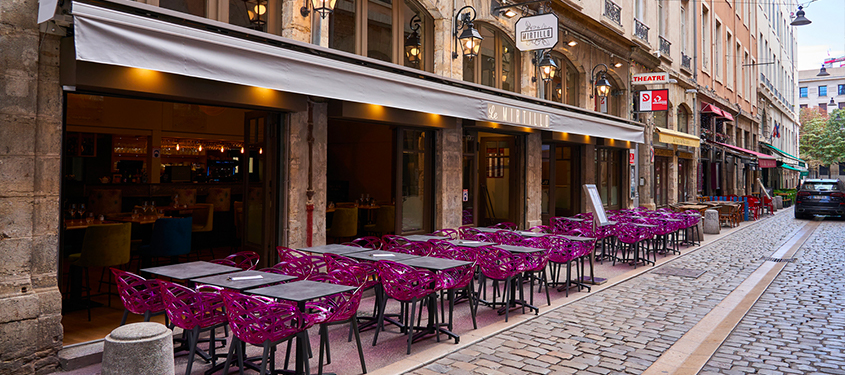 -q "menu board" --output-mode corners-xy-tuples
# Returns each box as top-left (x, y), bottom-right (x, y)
(583, 184), (610, 226)
(757, 178), (771, 199)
